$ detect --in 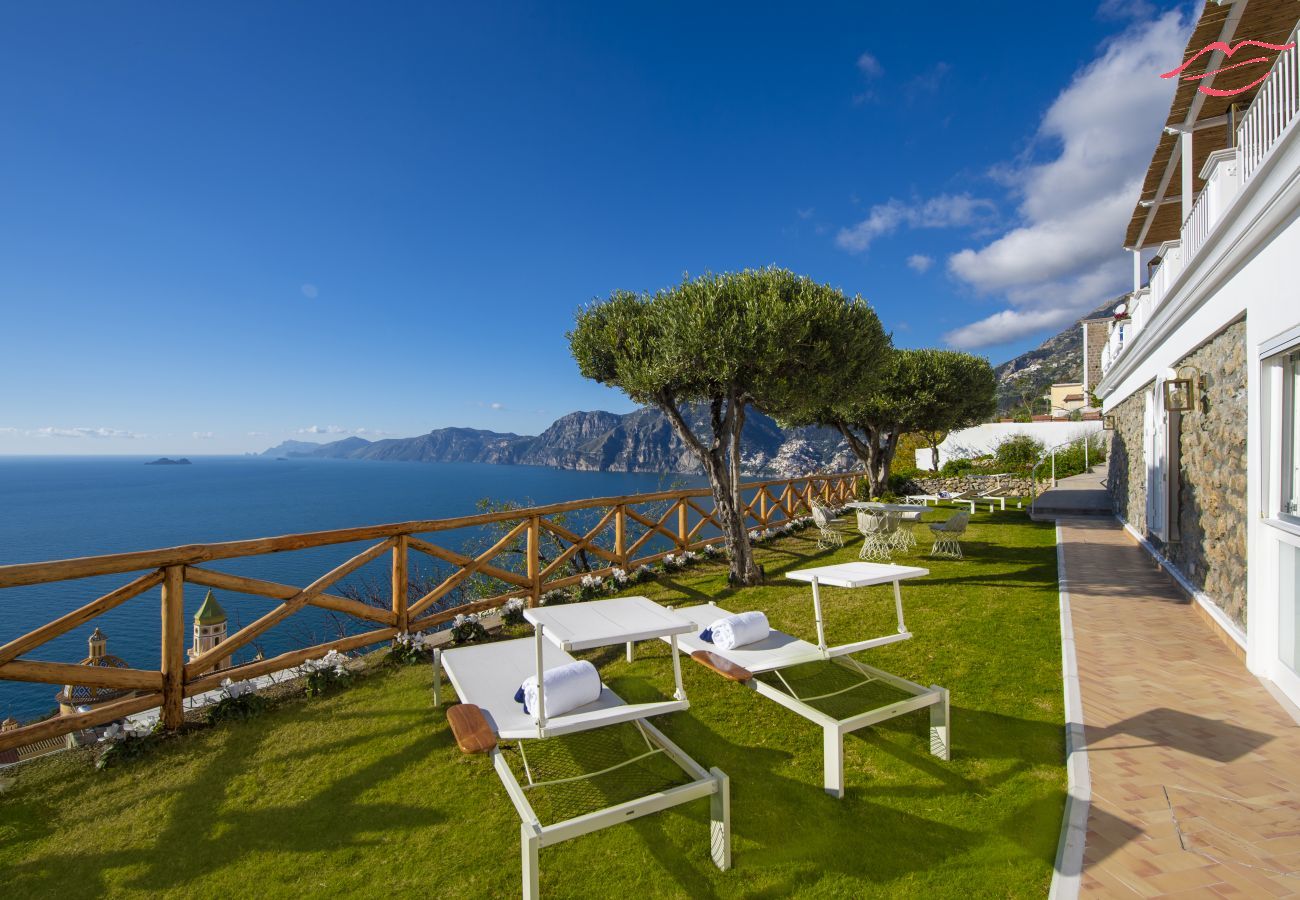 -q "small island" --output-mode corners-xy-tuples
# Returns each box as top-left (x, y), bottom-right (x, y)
(145, 458), (192, 466)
